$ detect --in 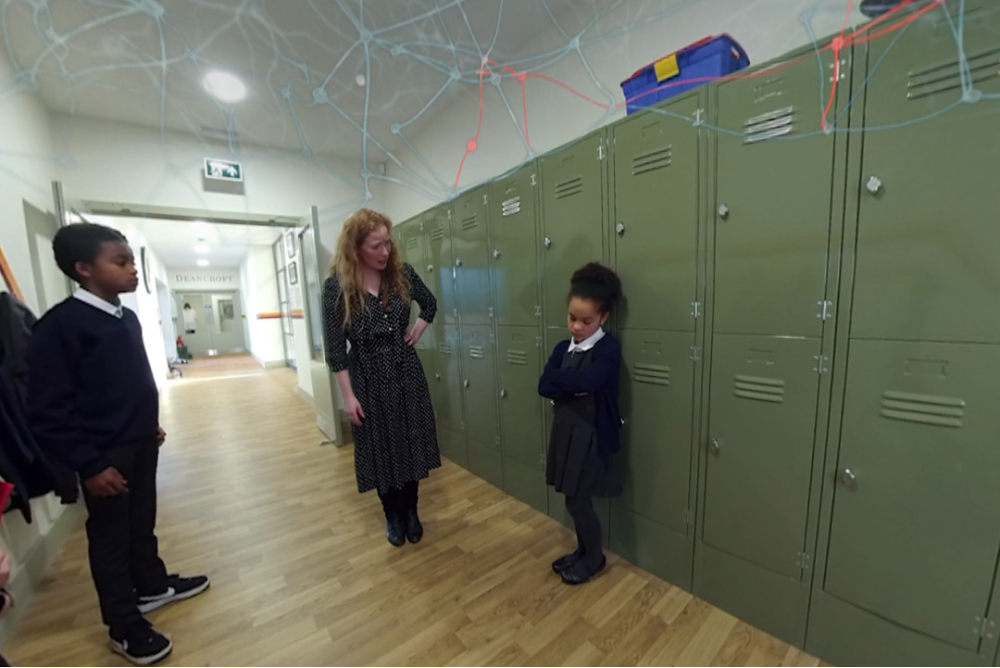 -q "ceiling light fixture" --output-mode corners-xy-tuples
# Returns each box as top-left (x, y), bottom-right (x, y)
(203, 70), (247, 103)
(195, 240), (210, 254)
(197, 259), (210, 267)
